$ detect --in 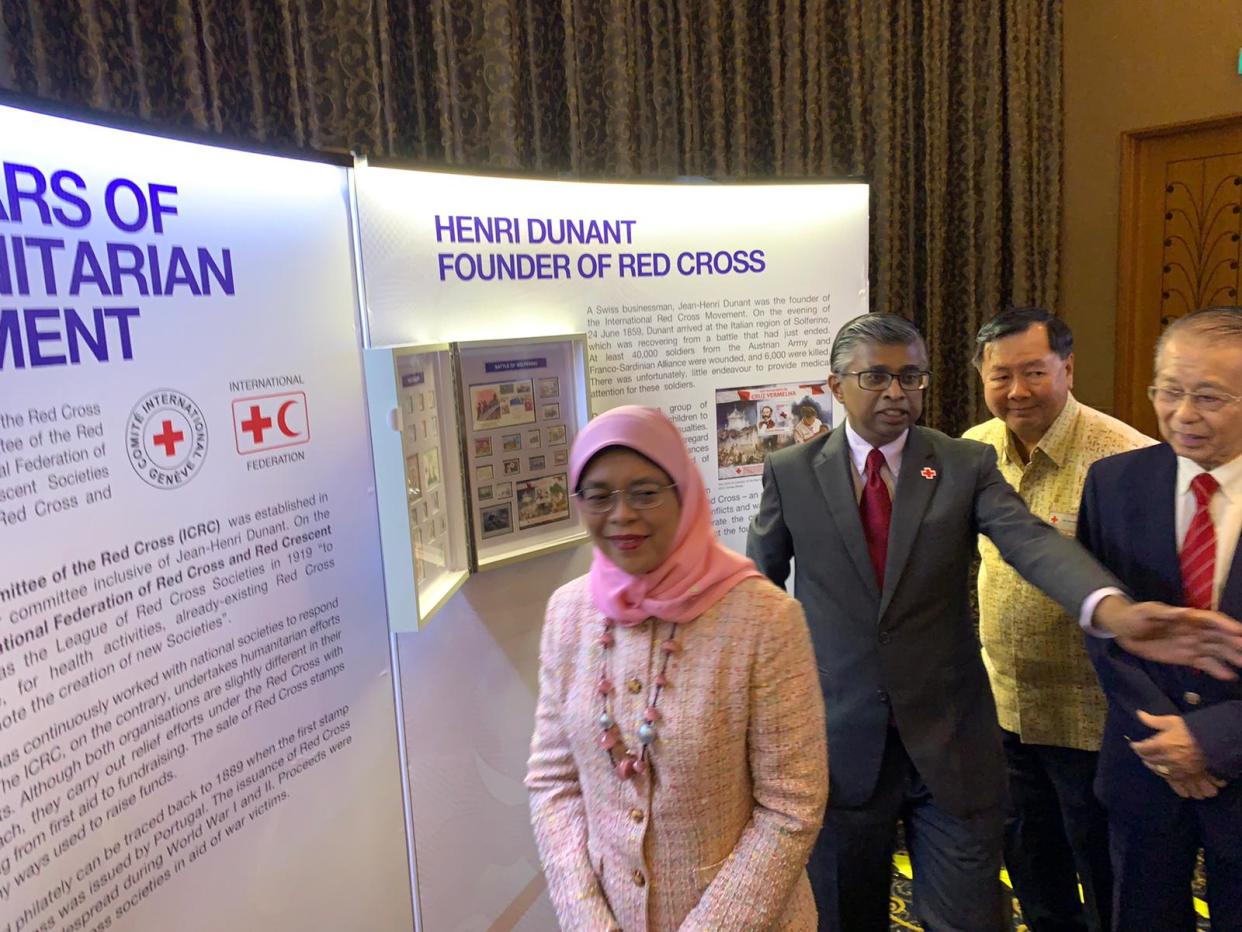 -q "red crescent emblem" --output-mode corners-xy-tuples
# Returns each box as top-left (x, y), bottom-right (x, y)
(277, 399), (301, 437)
